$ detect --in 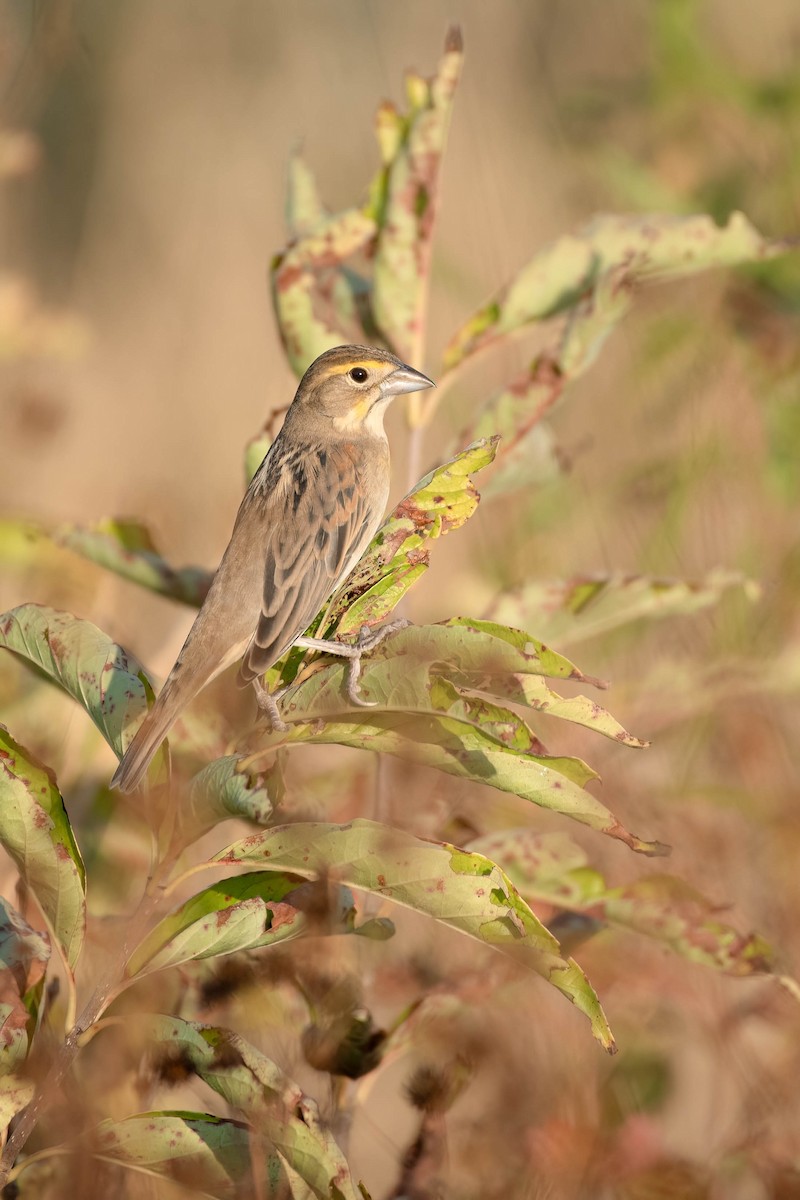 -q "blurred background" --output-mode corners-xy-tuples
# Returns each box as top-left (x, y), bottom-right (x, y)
(2, 1), (800, 1196)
